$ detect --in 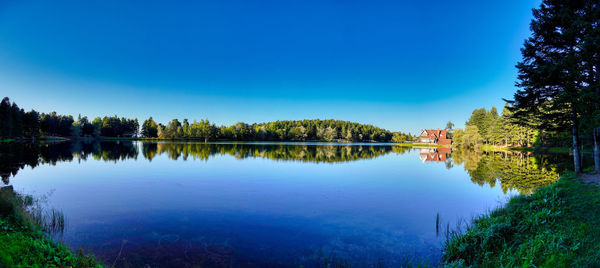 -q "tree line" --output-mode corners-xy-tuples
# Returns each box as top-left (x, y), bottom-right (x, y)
(141, 117), (399, 142)
(450, 105), (541, 148)
(1, 97), (410, 142)
(0, 97), (140, 139)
